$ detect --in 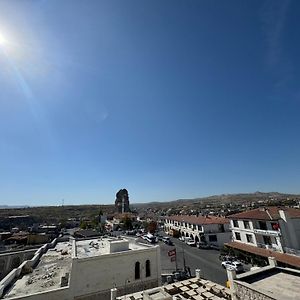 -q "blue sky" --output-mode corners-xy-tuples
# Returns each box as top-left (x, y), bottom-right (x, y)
(0, 0), (299, 206)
